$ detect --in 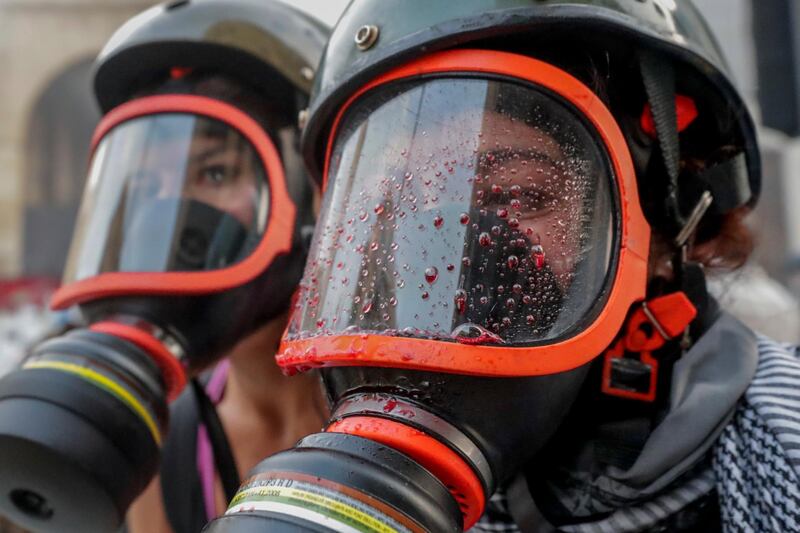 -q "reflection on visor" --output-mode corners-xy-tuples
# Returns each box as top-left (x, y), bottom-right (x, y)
(290, 77), (618, 347)
(64, 114), (270, 282)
